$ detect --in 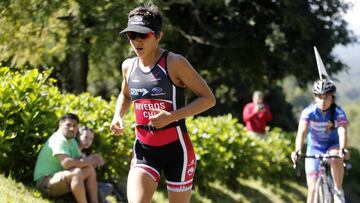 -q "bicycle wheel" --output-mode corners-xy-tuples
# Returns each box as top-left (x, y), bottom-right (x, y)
(326, 175), (335, 202)
(314, 177), (331, 203)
